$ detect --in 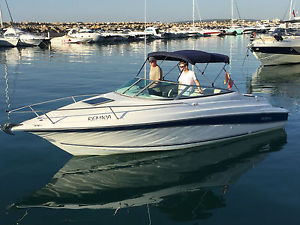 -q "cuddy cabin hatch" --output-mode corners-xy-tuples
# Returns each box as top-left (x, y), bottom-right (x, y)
(83, 97), (114, 105)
